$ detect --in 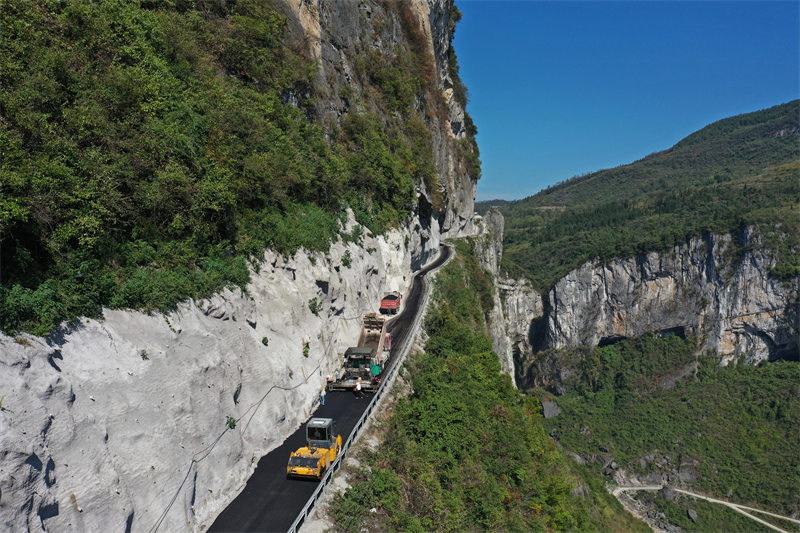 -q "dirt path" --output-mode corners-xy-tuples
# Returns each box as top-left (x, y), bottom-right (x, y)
(612, 485), (799, 533)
